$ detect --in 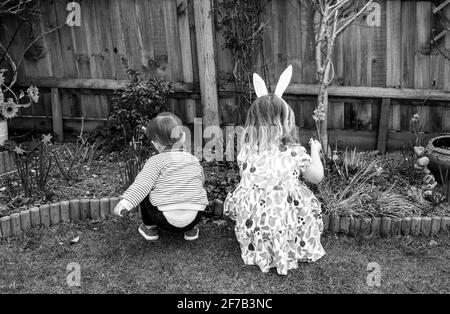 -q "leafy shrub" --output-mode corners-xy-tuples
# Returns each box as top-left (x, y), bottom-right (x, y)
(109, 57), (173, 144)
